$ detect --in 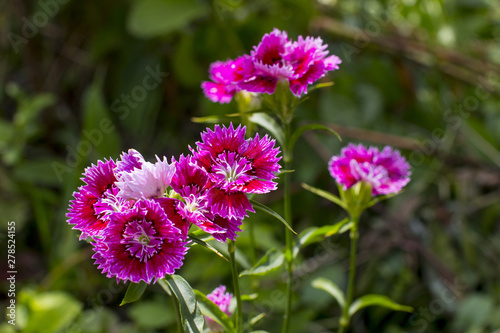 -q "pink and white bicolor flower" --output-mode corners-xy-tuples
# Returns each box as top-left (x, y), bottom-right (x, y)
(116, 156), (176, 200)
